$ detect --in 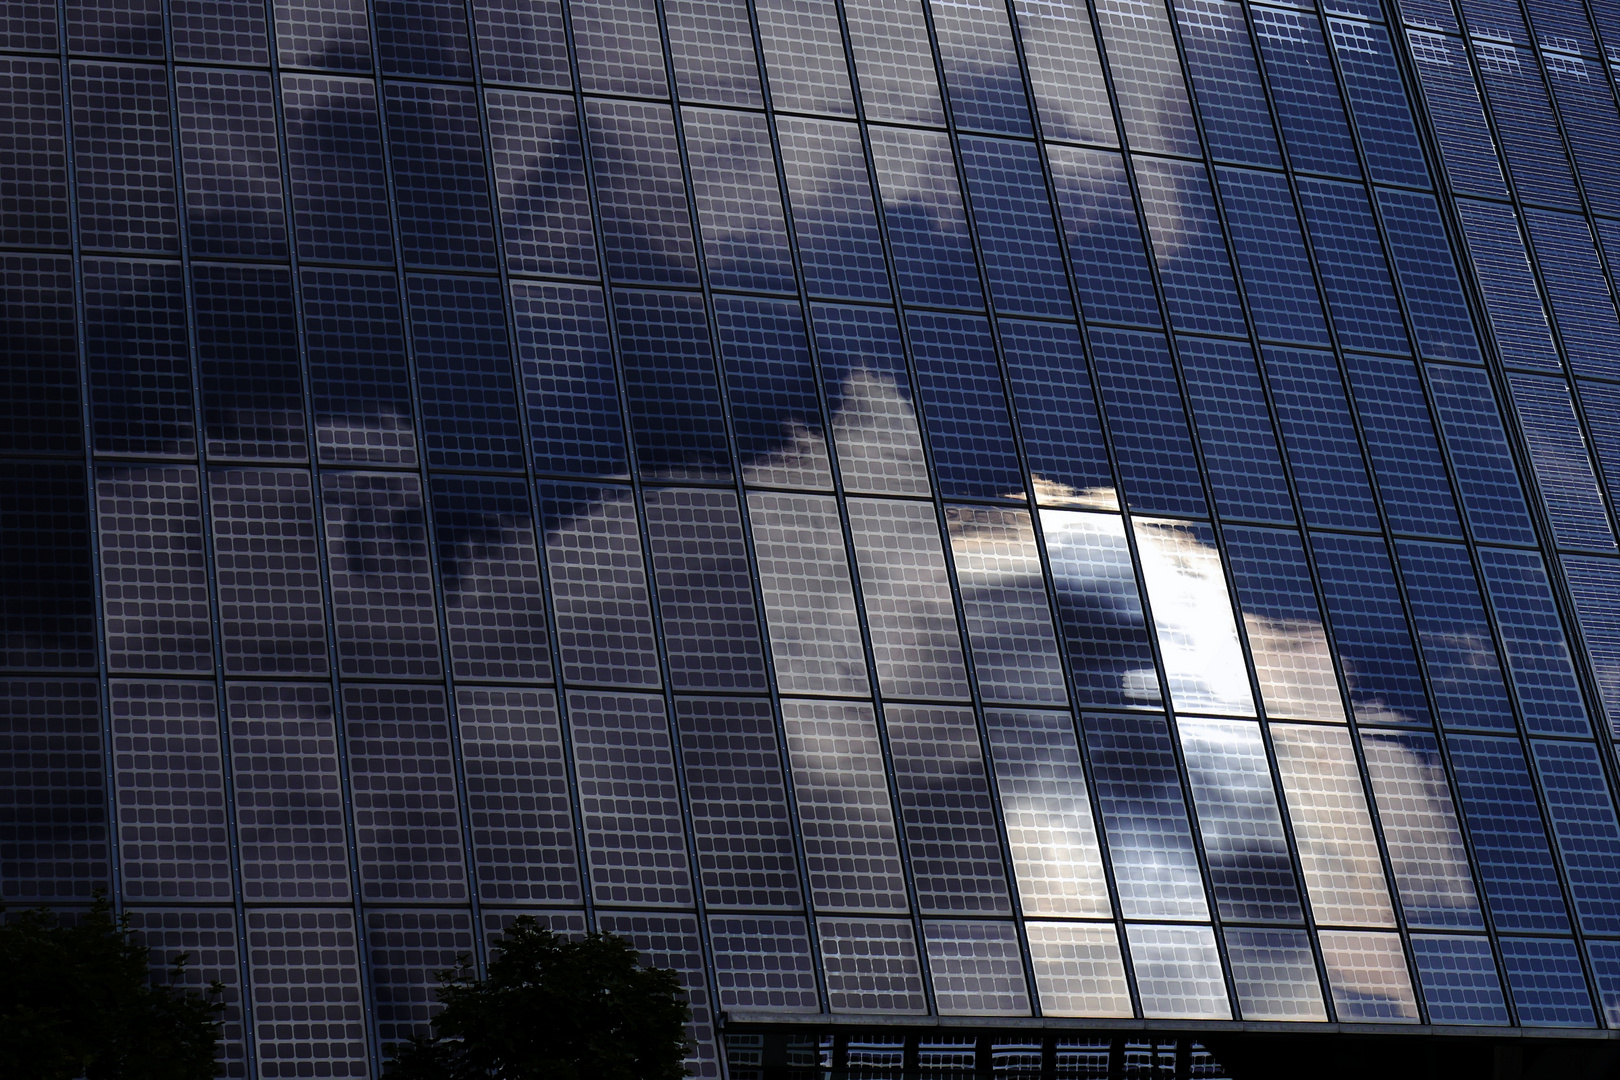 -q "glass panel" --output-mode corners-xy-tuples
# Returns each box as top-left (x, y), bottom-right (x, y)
(709, 915), (818, 1011)
(932, 0), (1031, 135)
(1499, 937), (1596, 1026)
(213, 469), (328, 677)
(1342, 352), (1463, 539)
(869, 127), (982, 309)
(813, 304), (930, 495)
(569, 691), (693, 908)
(781, 700), (909, 912)
(97, 466), (212, 675)
(1023, 922), (1133, 1018)
(747, 491), (869, 695)
(777, 119), (890, 301)
(1040, 509), (1161, 707)
(1223, 526), (1345, 722)
(1393, 540), (1515, 731)
(1270, 724), (1397, 926)
(1094, 0), (1200, 155)
(843, 0), (945, 125)
(675, 697), (802, 910)
(683, 108), (794, 292)
(886, 705), (1012, 915)
(1011, 0), (1116, 146)
(1178, 337), (1295, 525)
(245, 911), (368, 1077)
(1478, 547), (1590, 736)
(983, 708), (1111, 917)
(816, 918), (928, 1013)
(665, 0), (760, 106)
(1180, 718), (1303, 921)
(1125, 924), (1231, 1019)
(1089, 329), (1208, 516)
(923, 921), (1031, 1015)
(946, 505), (1068, 705)
(846, 498), (973, 701)
(756, 0), (855, 116)
(714, 296), (834, 491)
(0, 679), (106, 903)
(1001, 320), (1115, 508)
(1083, 713), (1209, 920)
(487, 90), (594, 277)
(341, 684), (466, 901)
(1175, 0), (1281, 167)
(907, 312), (1025, 499)
(1310, 533), (1431, 725)
(1133, 518), (1255, 717)
(960, 136), (1073, 317)
(1317, 930), (1419, 1022)
(1225, 928), (1327, 1020)
(1411, 935), (1509, 1024)
(1360, 730), (1484, 929)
